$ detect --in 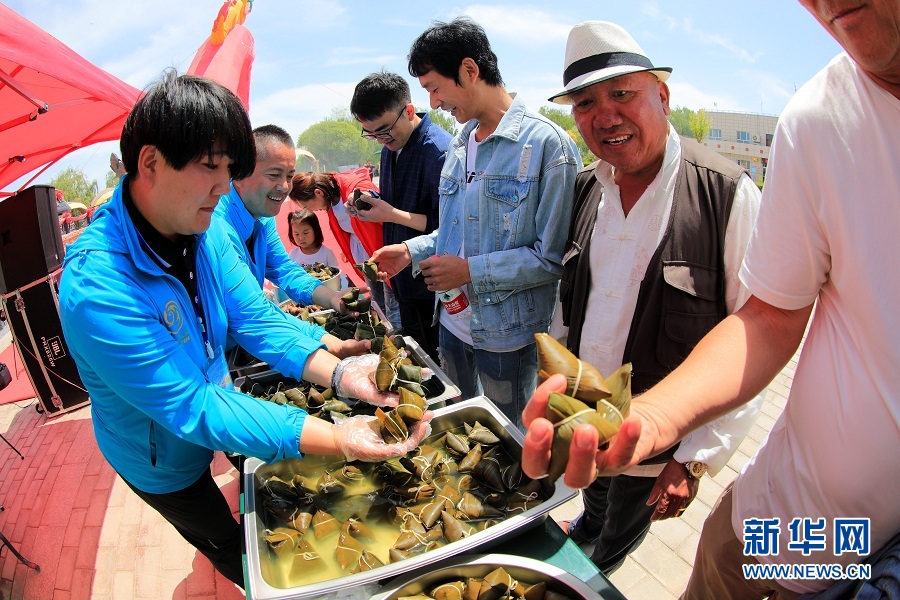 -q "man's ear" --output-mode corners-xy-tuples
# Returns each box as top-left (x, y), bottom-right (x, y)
(136, 145), (160, 185)
(459, 57), (480, 84)
(658, 80), (671, 116)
